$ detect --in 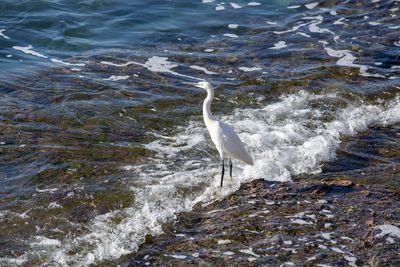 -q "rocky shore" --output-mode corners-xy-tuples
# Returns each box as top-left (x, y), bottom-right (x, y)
(123, 179), (400, 267)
